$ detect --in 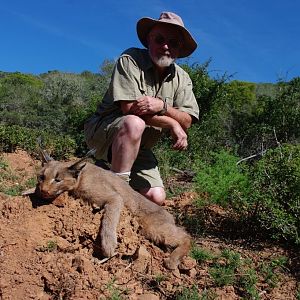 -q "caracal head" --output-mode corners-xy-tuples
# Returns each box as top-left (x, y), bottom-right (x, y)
(37, 160), (86, 200)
